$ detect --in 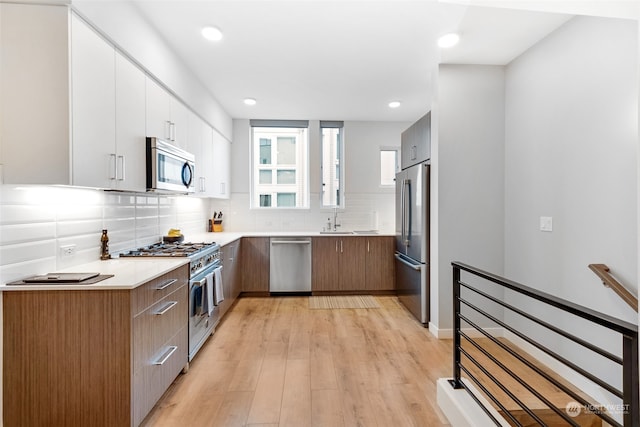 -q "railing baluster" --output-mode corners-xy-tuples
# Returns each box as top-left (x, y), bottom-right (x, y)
(623, 333), (639, 426)
(453, 265), (462, 389)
